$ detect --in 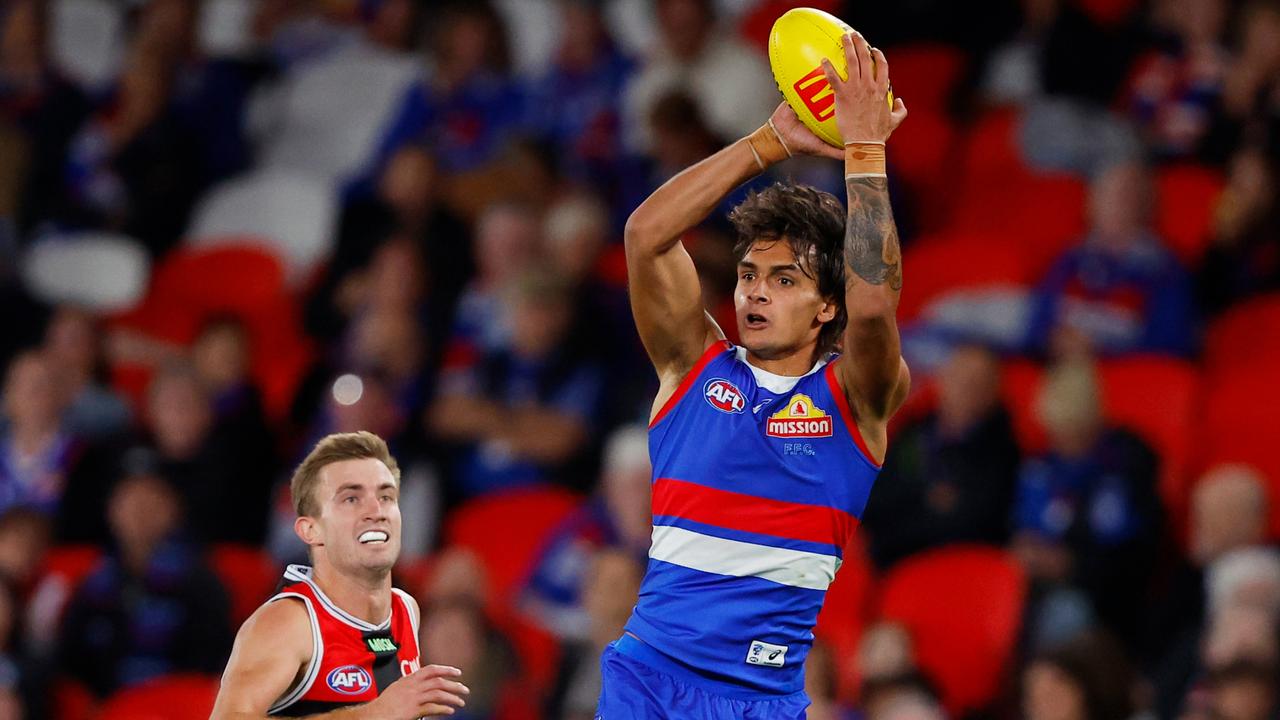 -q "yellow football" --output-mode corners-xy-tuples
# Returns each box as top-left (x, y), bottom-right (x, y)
(768, 7), (893, 147)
